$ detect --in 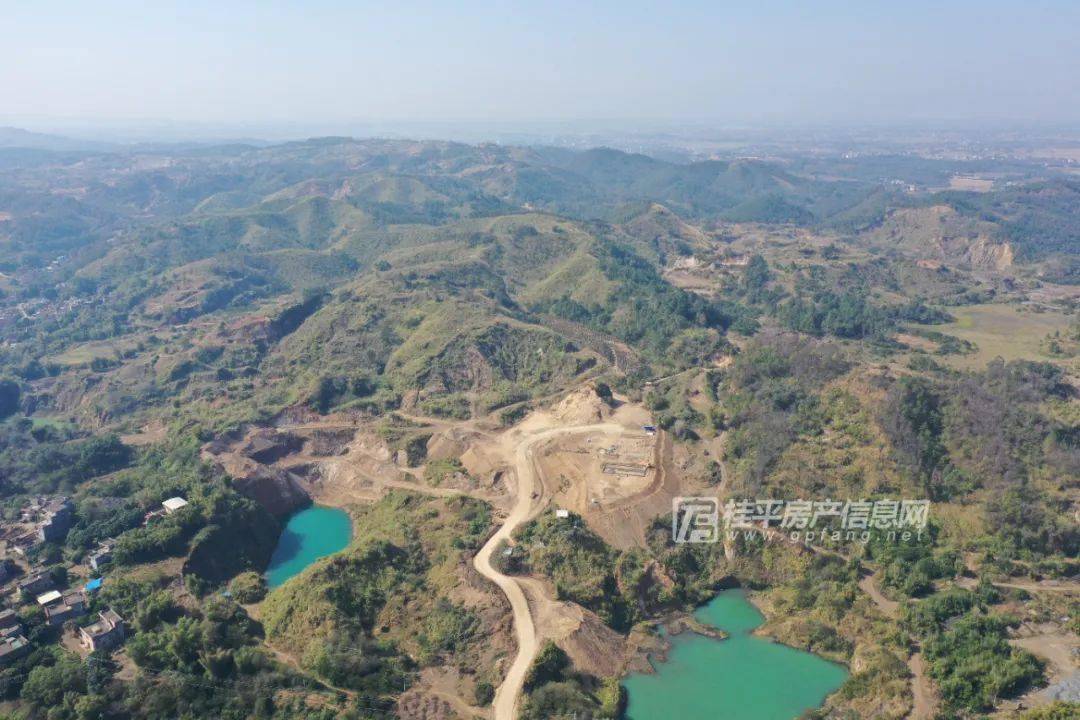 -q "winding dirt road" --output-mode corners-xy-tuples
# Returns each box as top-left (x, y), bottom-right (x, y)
(473, 421), (624, 720)
(859, 574), (937, 720)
